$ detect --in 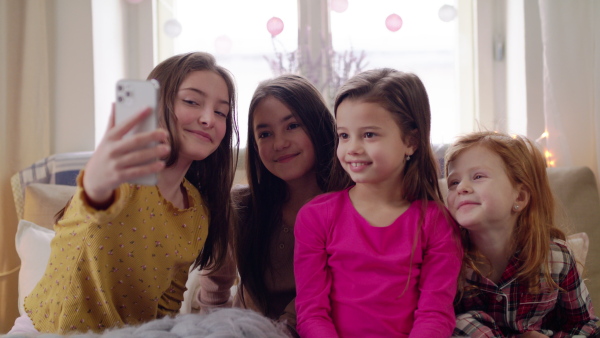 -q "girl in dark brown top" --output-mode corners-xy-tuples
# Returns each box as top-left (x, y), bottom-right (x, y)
(195, 74), (350, 336)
